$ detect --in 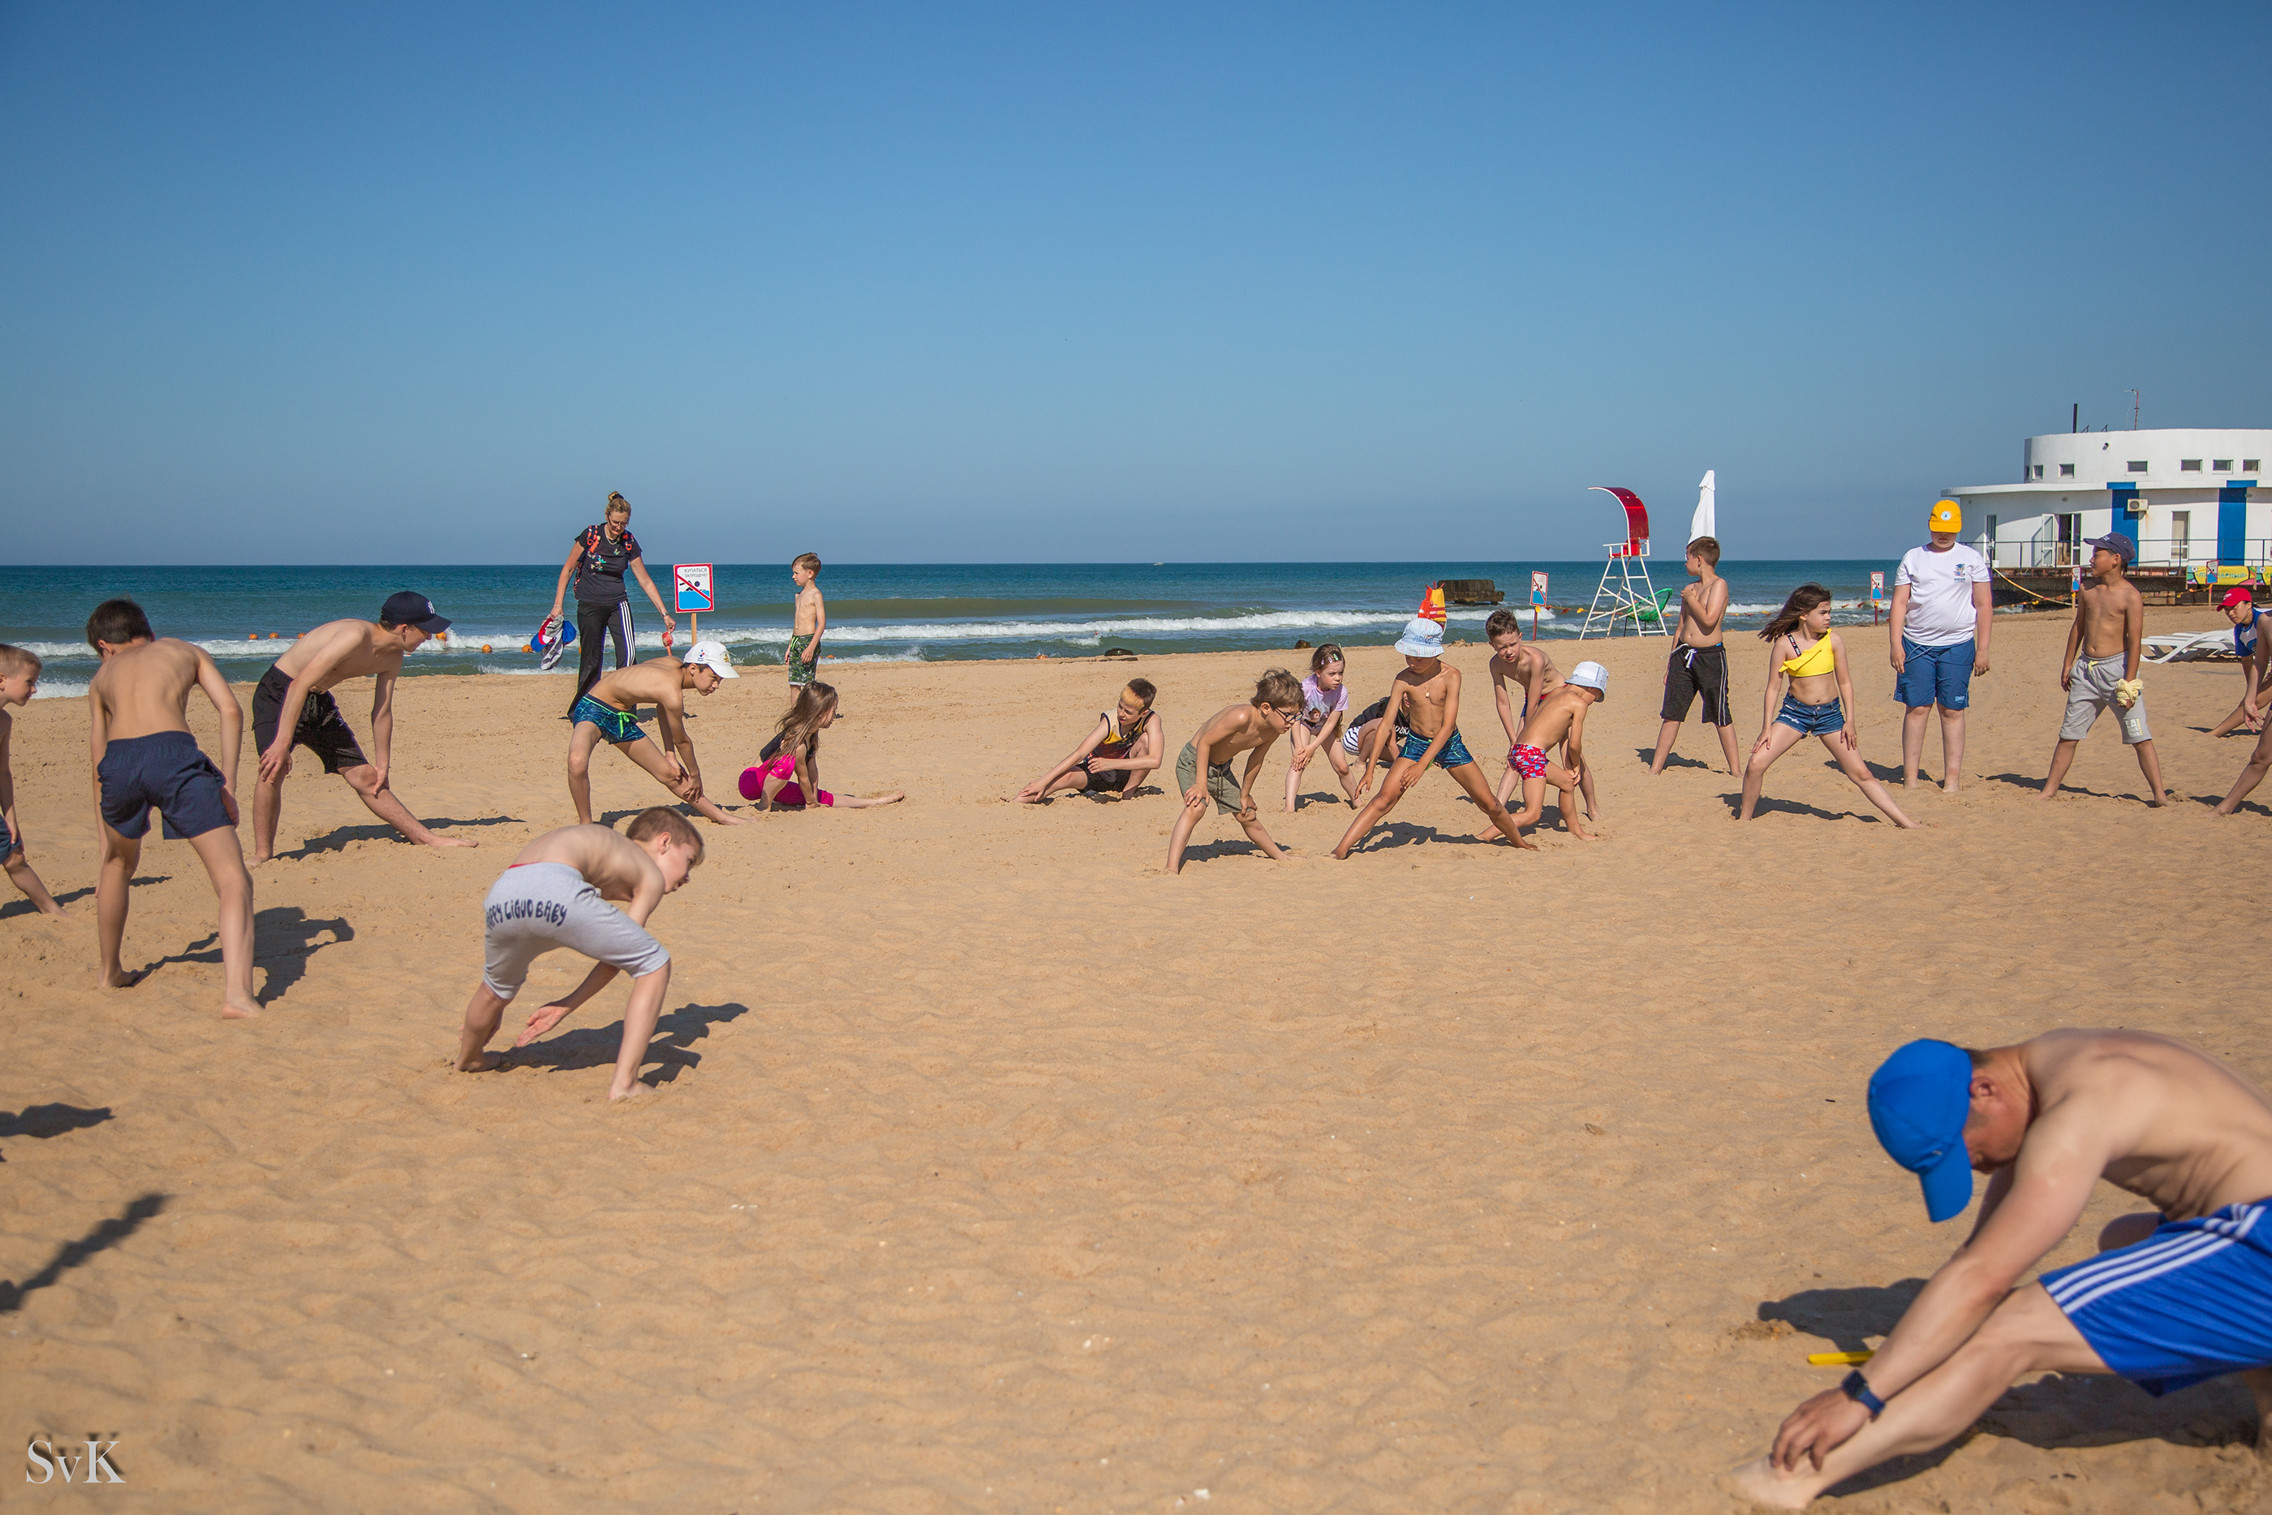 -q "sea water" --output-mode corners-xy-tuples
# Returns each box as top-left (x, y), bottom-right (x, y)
(1, 560), (1897, 698)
